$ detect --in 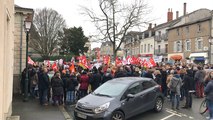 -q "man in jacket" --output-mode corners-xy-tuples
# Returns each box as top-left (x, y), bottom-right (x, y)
(168, 71), (182, 110)
(194, 66), (206, 98)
